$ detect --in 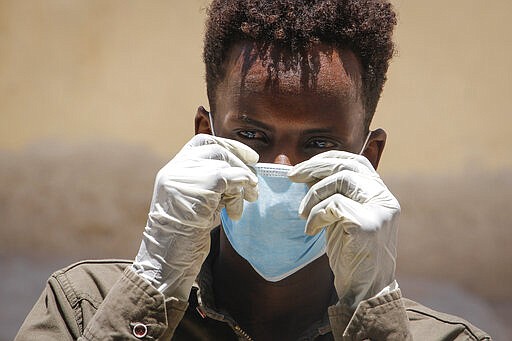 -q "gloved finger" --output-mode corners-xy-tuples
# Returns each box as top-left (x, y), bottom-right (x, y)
(304, 193), (364, 235)
(192, 143), (258, 174)
(309, 150), (375, 170)
(223, 195), (245, 220)
(158, 165), (257, 220)
(222, 166), (259, 220)
(218, 166), (259, 202)
(299, 169), (382, 219)
(158, 157), (258, 198)
(288, 150), (375, 183)
(186, 134), (259, 166)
